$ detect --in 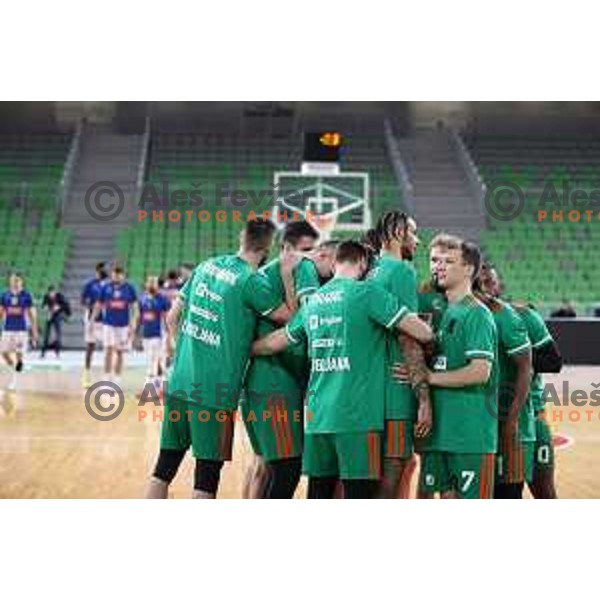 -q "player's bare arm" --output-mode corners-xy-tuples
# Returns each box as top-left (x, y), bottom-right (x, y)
(90, 299), (102, 323)
(161, 311), (172, 358)
(399, 333), (432, 438)
(251, 329), (290, 357)
(266, 303), (293, 325)
(504, 351), (532, 441)
(395, 313), (433, 344)
(279, 248), (301, 314)
(166, 296), (183, 335)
